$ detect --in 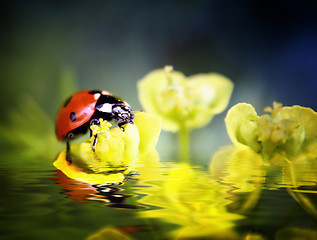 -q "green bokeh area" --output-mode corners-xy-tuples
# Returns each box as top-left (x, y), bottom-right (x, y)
(1, 1), (317, 160)
(1, 1), (317, 240)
